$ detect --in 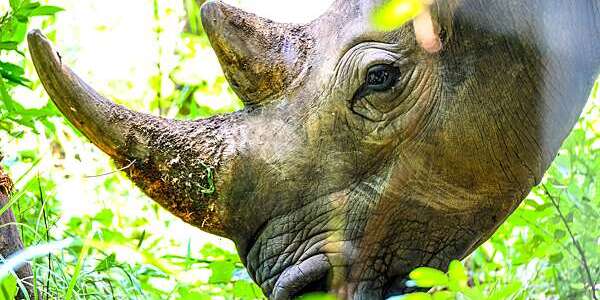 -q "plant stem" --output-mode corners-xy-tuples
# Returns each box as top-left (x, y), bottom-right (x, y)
(543, 185), (597, 300)
(153, 0), (163, 116)
(36, 175), (51, 300)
